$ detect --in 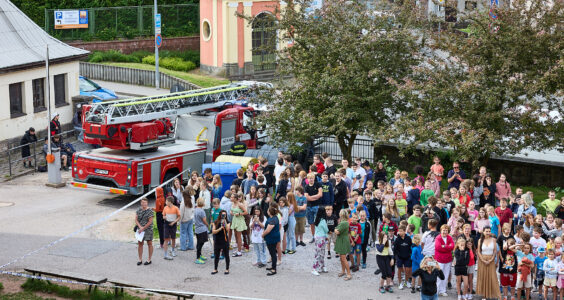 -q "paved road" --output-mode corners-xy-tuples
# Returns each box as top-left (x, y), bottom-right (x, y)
(1, 172), (477, 300)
